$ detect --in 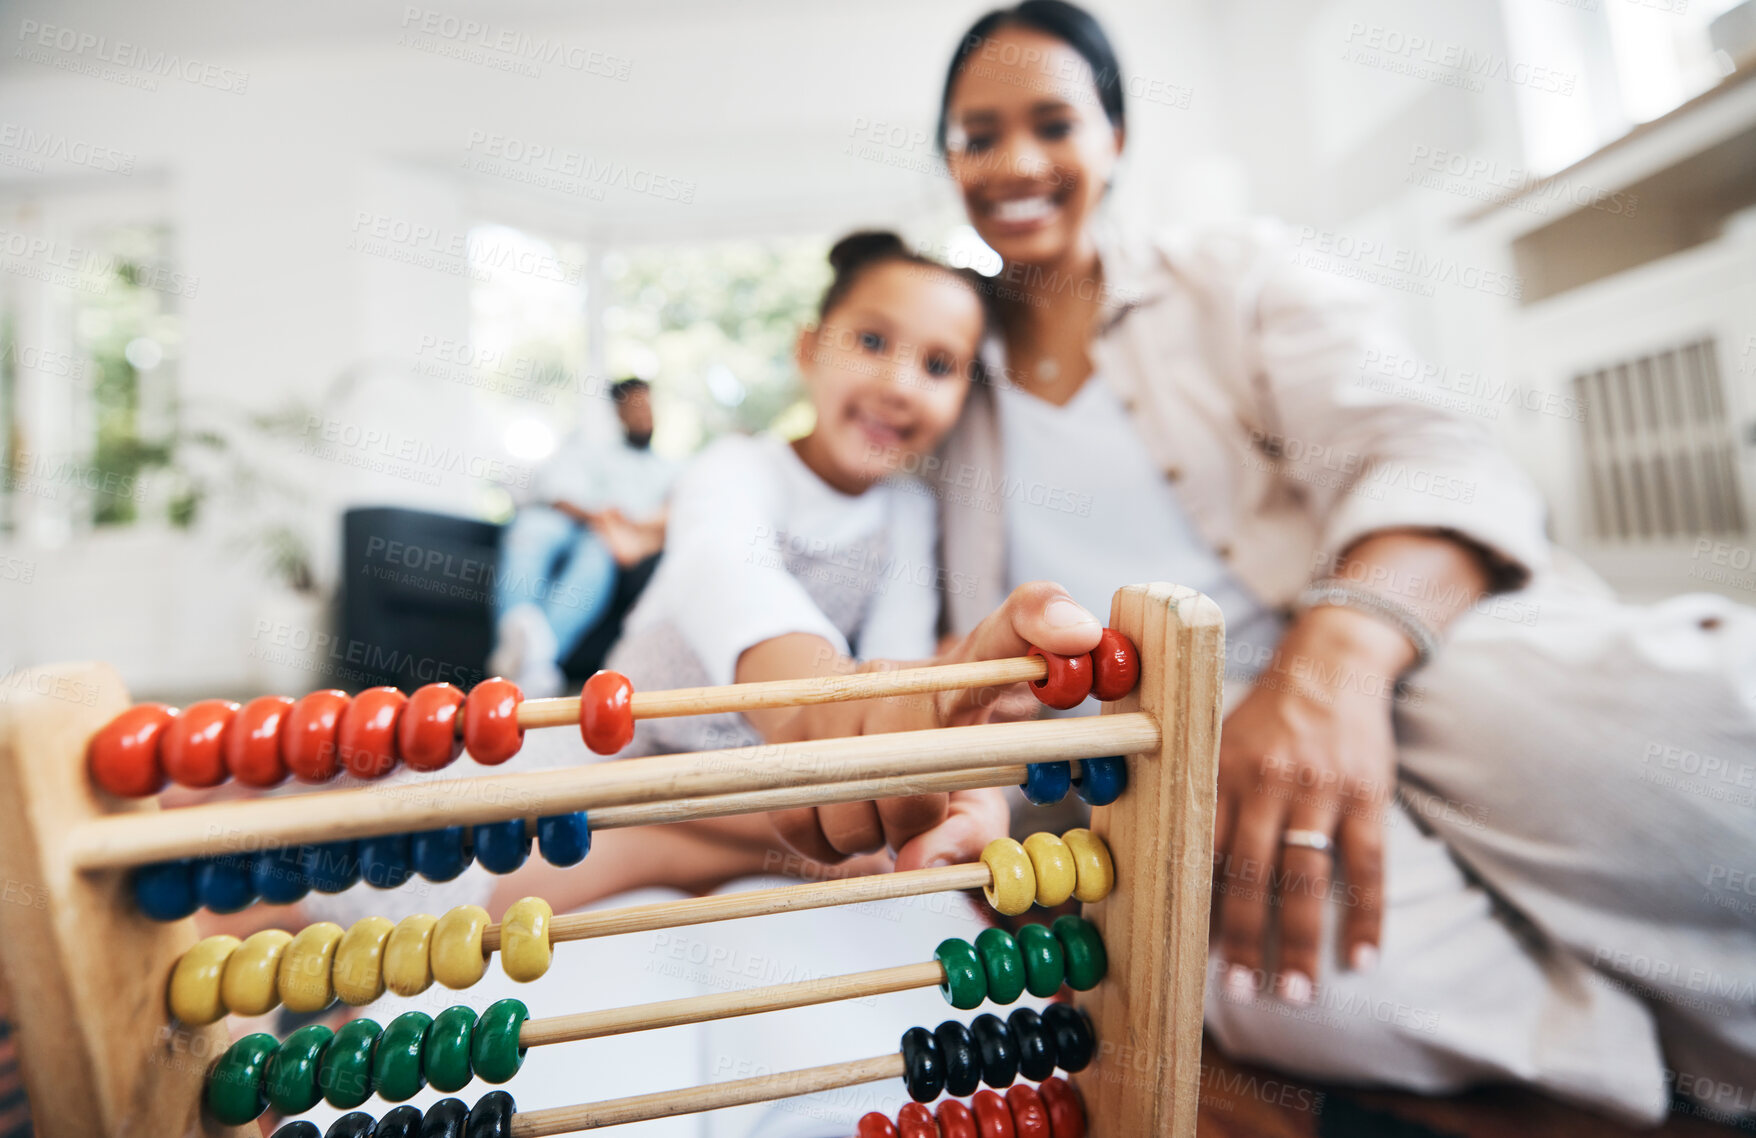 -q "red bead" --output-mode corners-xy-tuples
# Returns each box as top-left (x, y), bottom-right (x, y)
(337, 686), (406, 779)
(1036, 1078), (1085, 1138)
(1004, 1085), (1050, 1138)
(282, 690), (350, 782)
(971, 1090), (1016, 1138)
(88, 703), (175, 798)
(160, 699), (238, 788)
(937, 1098), (979, 1138)
(1088, 628), (1139, 702)
(579, 670), (634, 756)
(896, 1103), (936, 1138)
(222, 696), (291, 787)
(1026, 647), (1092, 710)
(400, 683), (465, 772)
(464, 677), (524, 765)
(856, 1114), (899, 1138)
